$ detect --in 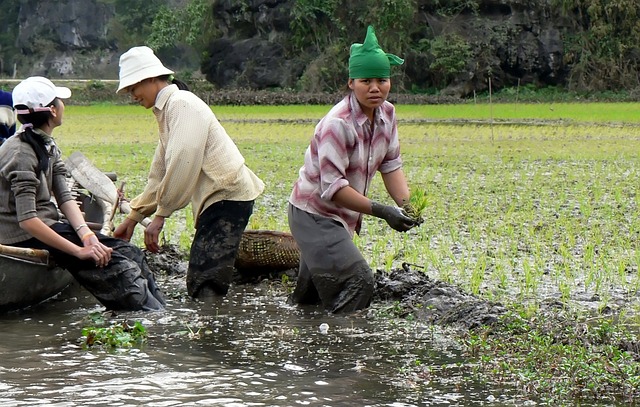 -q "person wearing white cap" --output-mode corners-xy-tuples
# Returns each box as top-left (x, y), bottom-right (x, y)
(0, 76), (165, 311)
(113, 46), (265, 299)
